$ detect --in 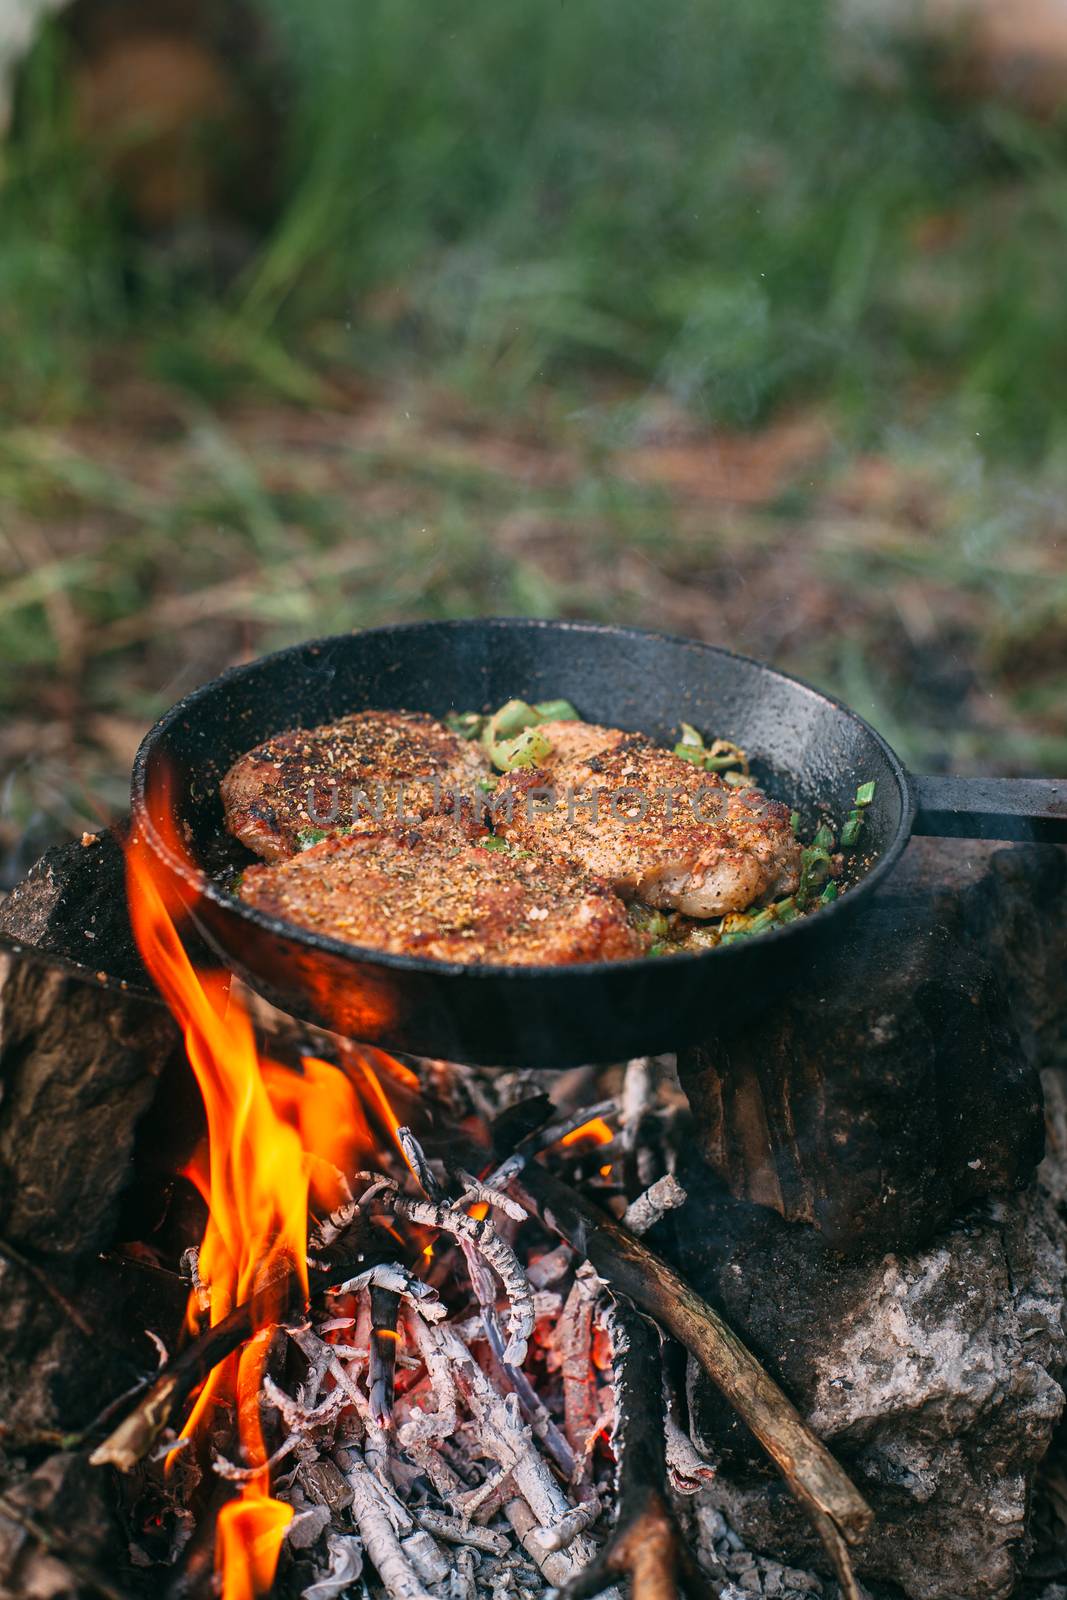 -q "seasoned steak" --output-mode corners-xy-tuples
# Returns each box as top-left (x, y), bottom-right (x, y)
(238, 816), (647, 965)
(496, 742), (801, 918)
(530, 719), (649, 768)
(221, 710), (490, 861)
